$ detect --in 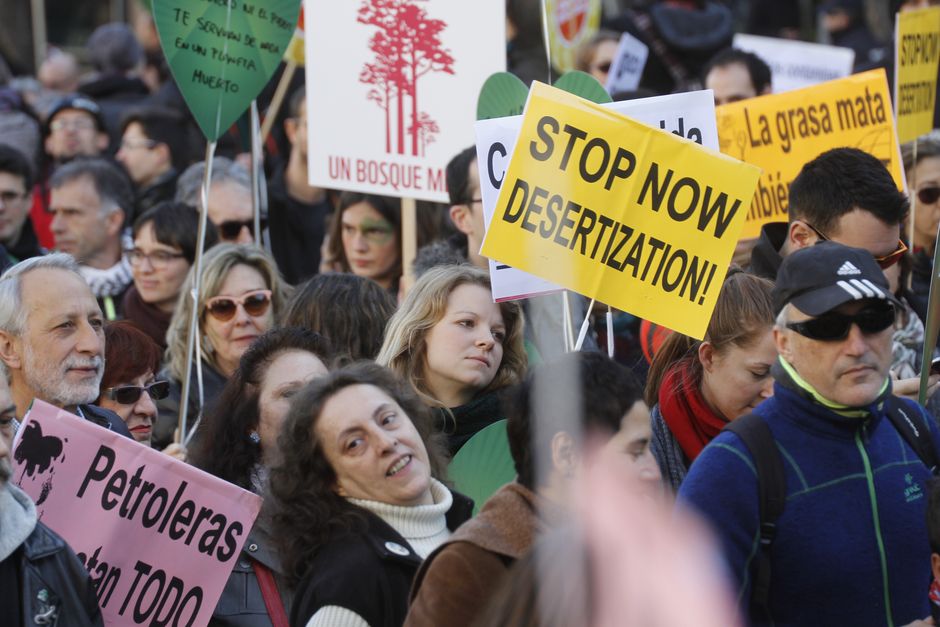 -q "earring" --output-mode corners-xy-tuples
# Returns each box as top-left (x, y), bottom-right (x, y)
(249, 430), (260, 444)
